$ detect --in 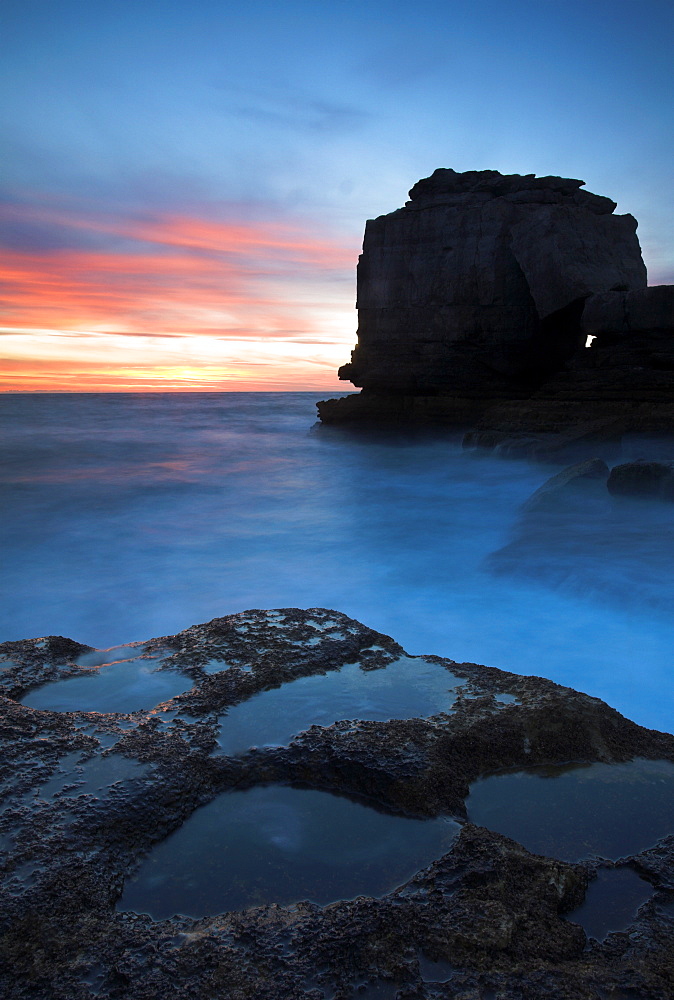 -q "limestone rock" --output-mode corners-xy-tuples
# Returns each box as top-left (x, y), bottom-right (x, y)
(2, 608), (674, 999)
(582, 285), (674, 337)
(521, 458), (610, 514)
(317, 169), (674, 445)
(320, 169), (646, 417)
(607, 461), (674, 501)
(510, 207), (645, 320)
(488, 464), (674, 609)
(0, 608), (674, 1000)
